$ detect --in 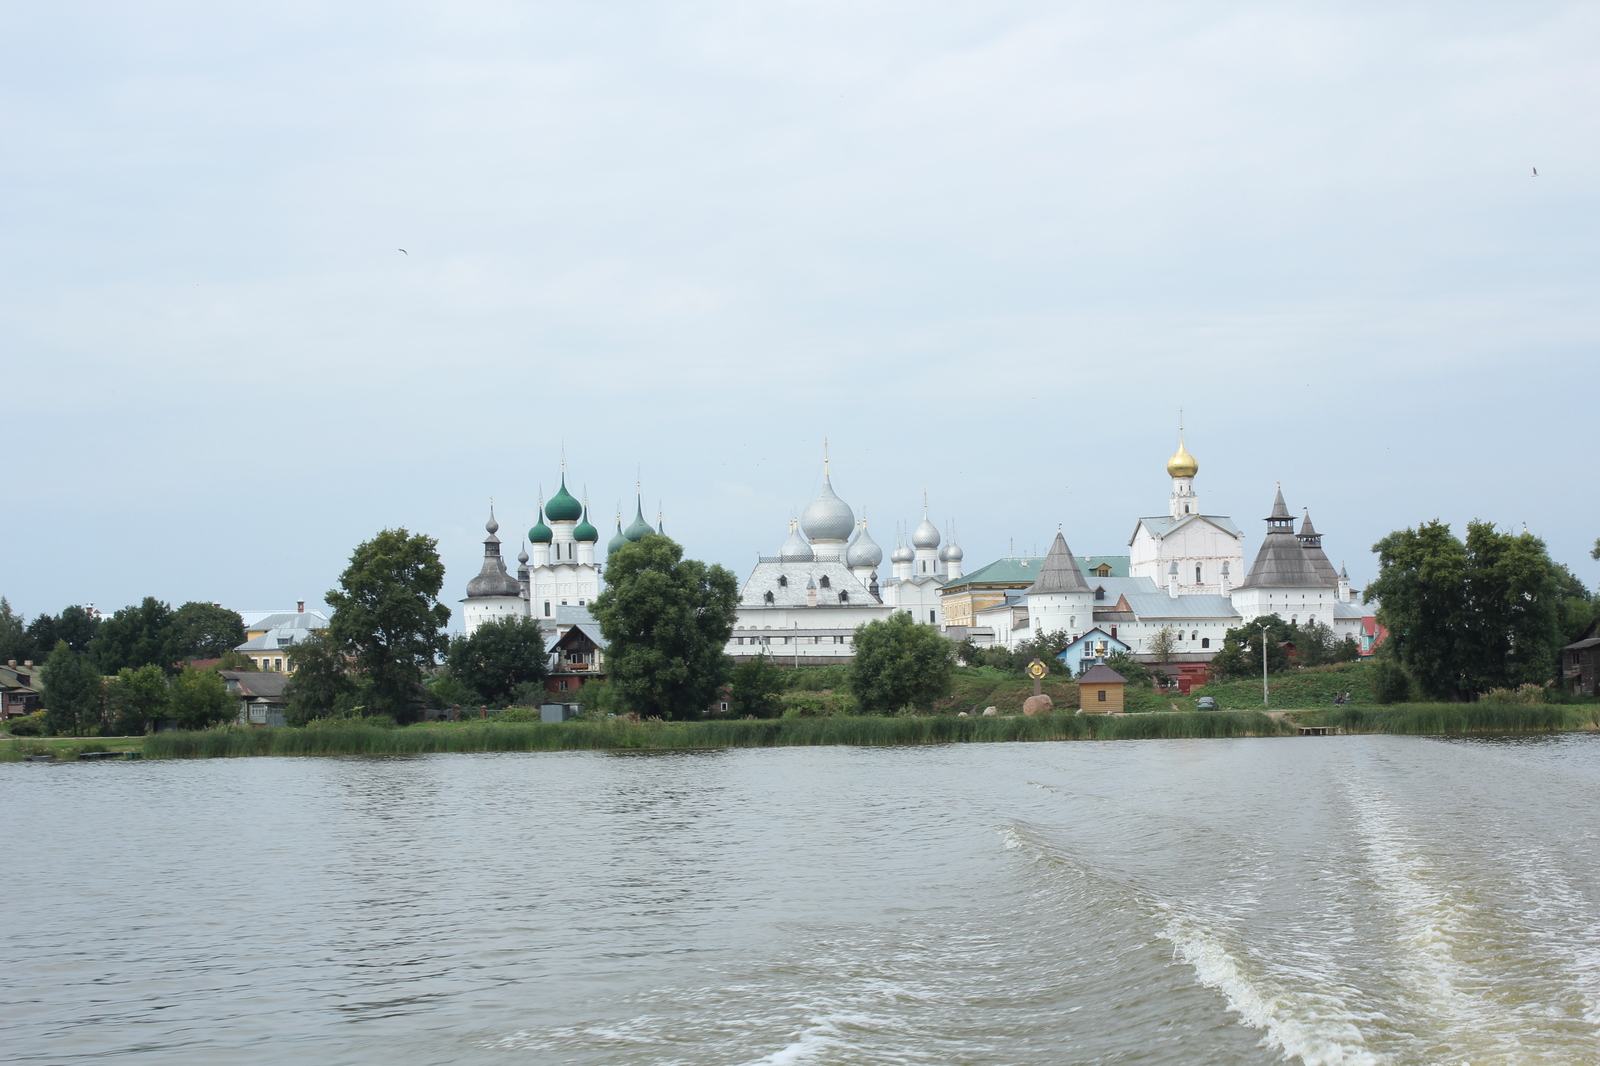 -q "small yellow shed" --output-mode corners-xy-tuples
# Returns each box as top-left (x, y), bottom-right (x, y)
(1077, 663), (1128, 713)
